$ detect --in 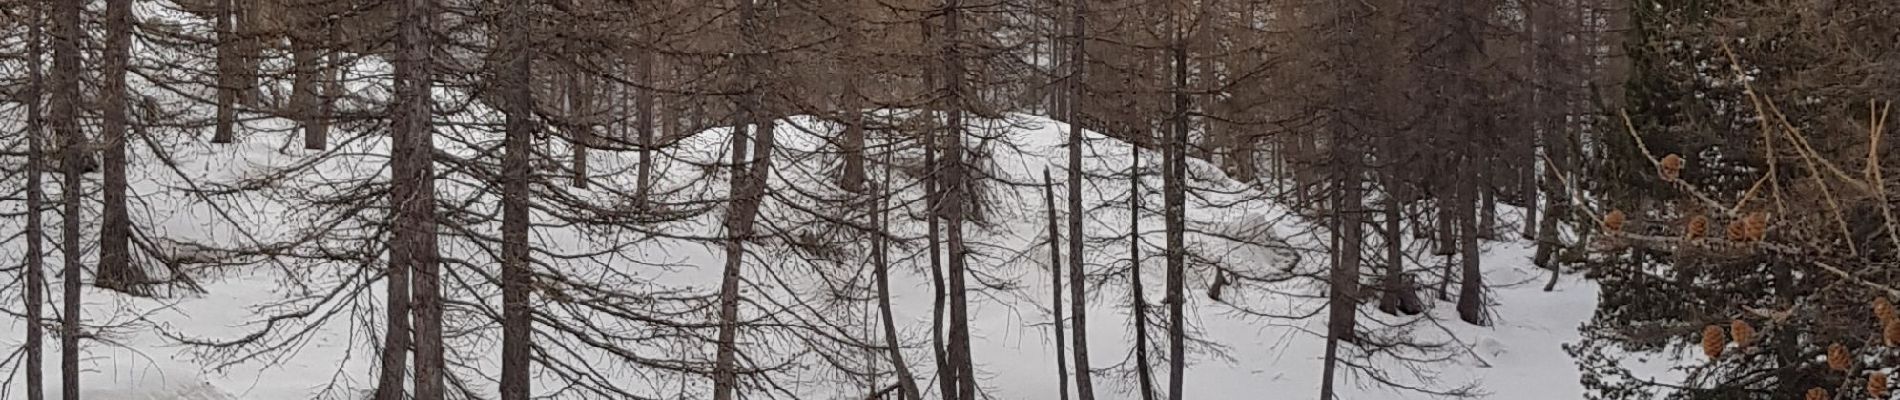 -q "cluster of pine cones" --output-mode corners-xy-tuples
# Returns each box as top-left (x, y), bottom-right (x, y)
(1702, 298), (1898, 398)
